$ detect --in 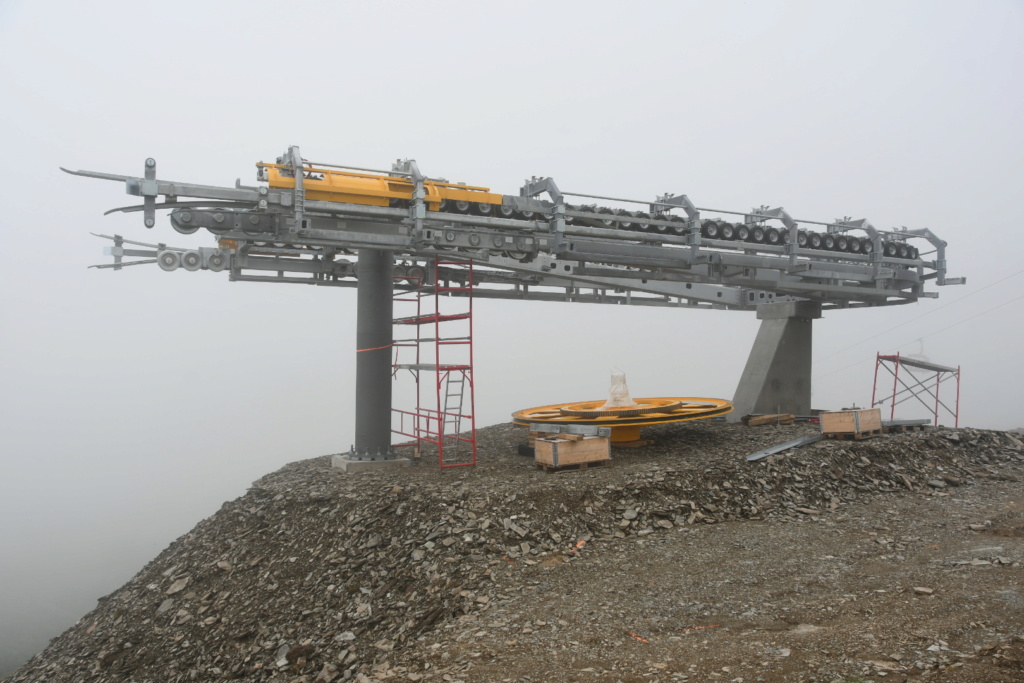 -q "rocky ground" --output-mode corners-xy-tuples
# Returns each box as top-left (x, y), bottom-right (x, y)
(5, 421), (1024, 683)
